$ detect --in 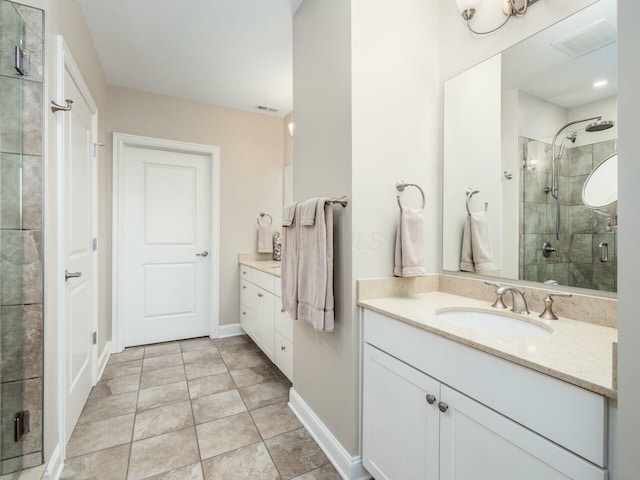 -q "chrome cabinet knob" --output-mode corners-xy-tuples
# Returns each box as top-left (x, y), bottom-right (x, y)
(281, 345), (286, 351)
(438, 401), (449, 413)
(196, 251), (209, 257)
(281, 308), (286, 313)
(426, 394), (436, 405)
(242, 311), (247, 316)
(258, 293), (263, 298)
